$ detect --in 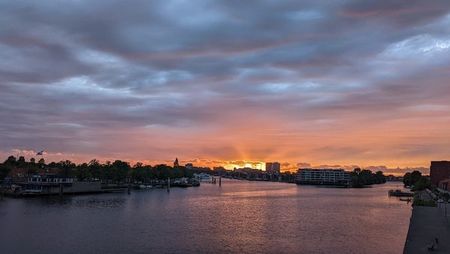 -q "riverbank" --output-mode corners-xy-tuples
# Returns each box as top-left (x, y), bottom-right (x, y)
(403, 205), (450, 253)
